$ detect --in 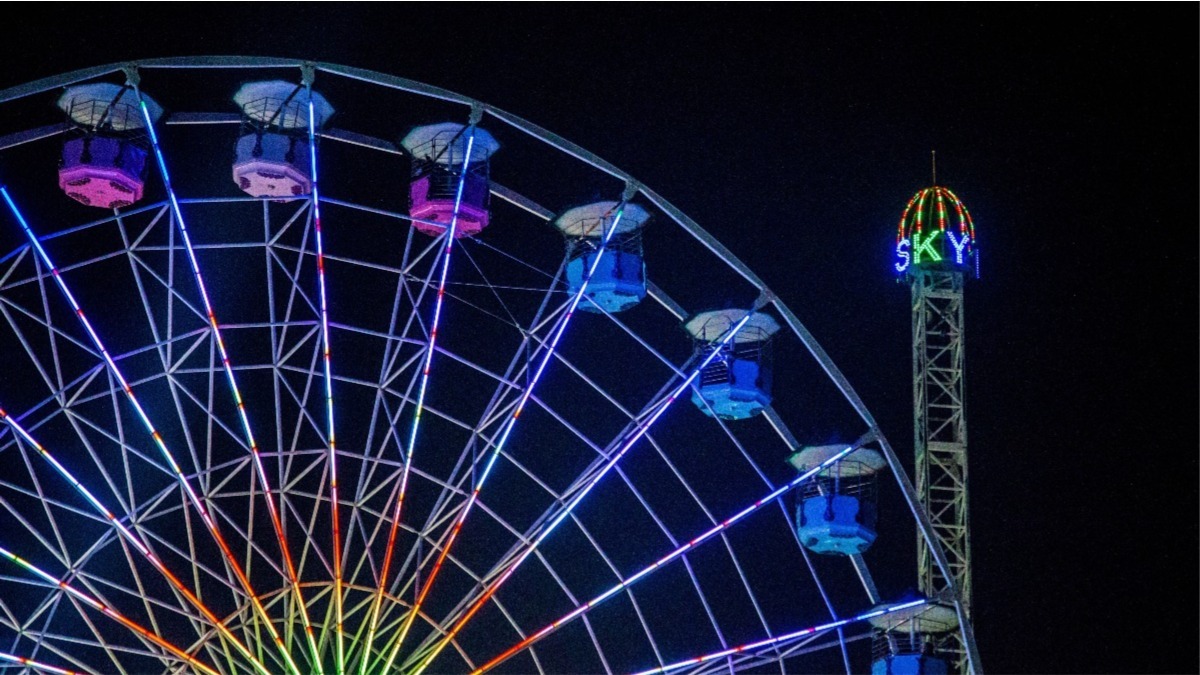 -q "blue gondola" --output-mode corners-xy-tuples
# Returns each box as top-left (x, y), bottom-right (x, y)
(555, 202), (650, 313)
(789, 445), (886, 555)
(684, 310), (780, 420)
(868, 603), (959, 675)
